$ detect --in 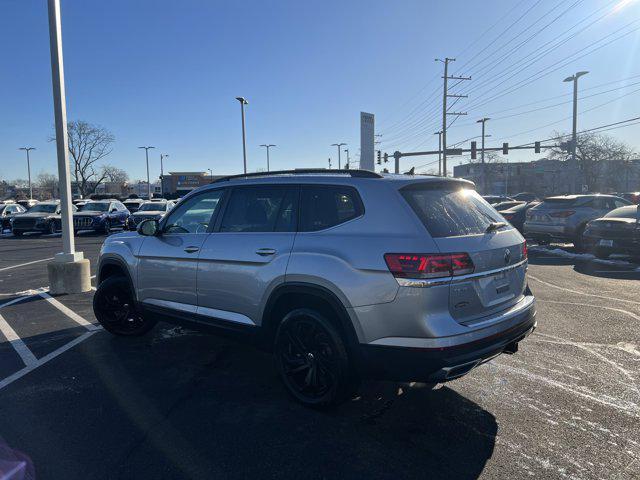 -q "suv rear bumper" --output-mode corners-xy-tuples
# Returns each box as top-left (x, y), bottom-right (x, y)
(356, 301), (536, 382)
